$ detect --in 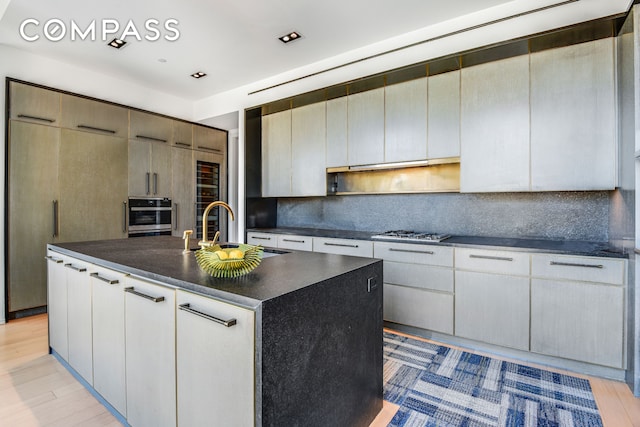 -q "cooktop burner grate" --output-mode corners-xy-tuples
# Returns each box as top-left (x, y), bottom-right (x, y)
(371, 230), (451, 242)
